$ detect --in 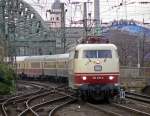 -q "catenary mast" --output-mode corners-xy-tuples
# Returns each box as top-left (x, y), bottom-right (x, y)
(94, 0), (100, 27)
